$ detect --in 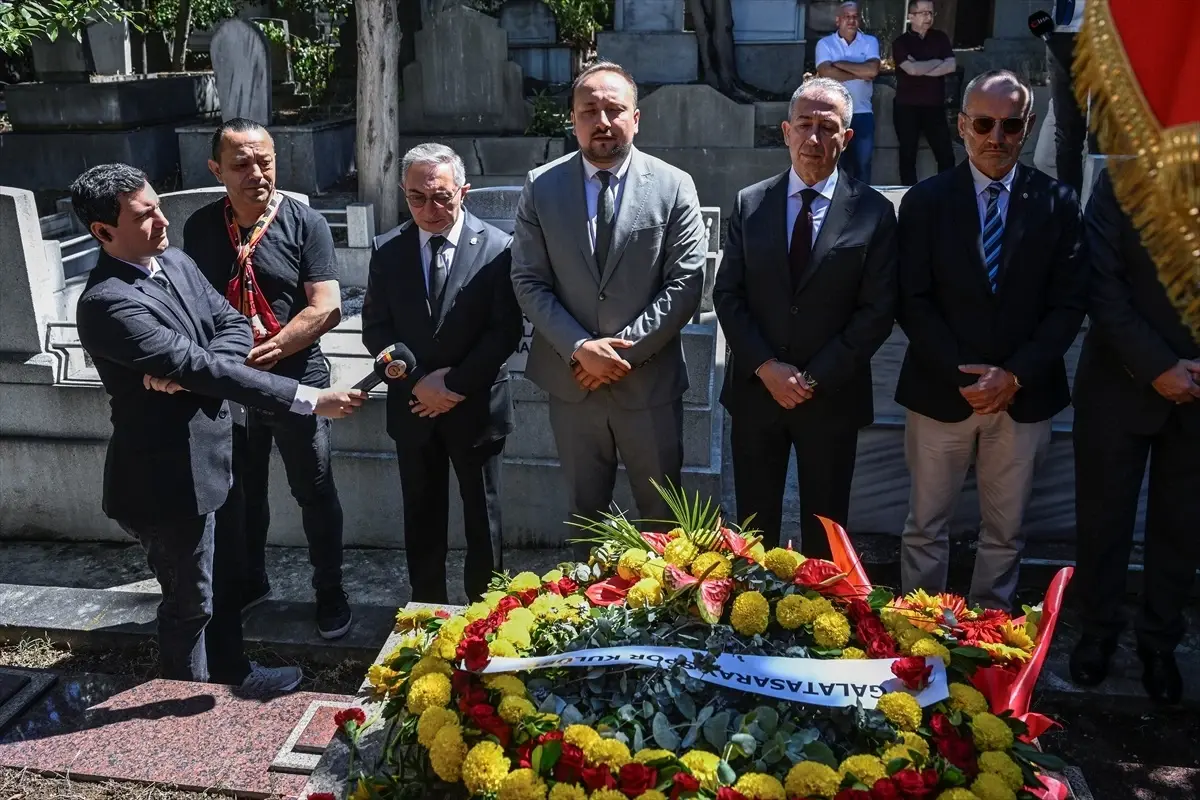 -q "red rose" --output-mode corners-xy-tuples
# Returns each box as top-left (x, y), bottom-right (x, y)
(891, 769), (937, 798)
(496, 595), (522, 615)
(869, 779), (902, 800)
(929, 713), (955, 738)
(891, 657), (933, 690)
(846, 599), (874, 623)
(464, 618), (492, 640)
(935, 734), (977, 774)
(538, 730), (564, 745)
(554, 743), (585, 783)
(333, 707), (366, 731)
(867, 634), (900, 659)
(485, 610), (506, 632)
(856, 616), (888, 642)
(582, 764), (618, 791)
(670, 772), (701, 800)
(834, 790), (872, 800)
(516, 741), (533, 769)
(516, 588), (540, 606)
(452, 670), (474, 694)
(716, 789), (750, 800)
(474, 709), (511, 747)
(462, 637), (491, 671)
(619, 763), (658, 797)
